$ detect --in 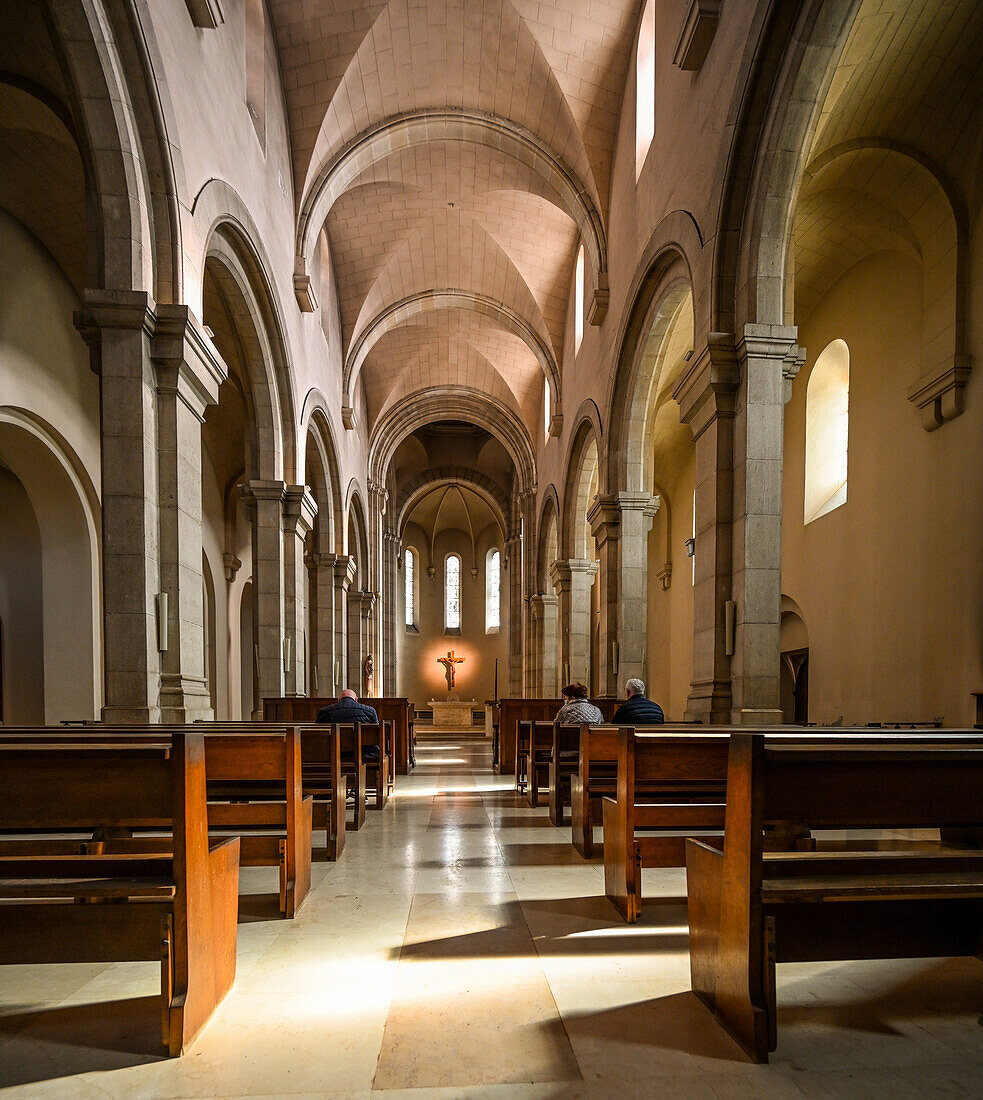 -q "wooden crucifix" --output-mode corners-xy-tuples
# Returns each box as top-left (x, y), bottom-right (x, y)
(437, 650), (465, 690)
